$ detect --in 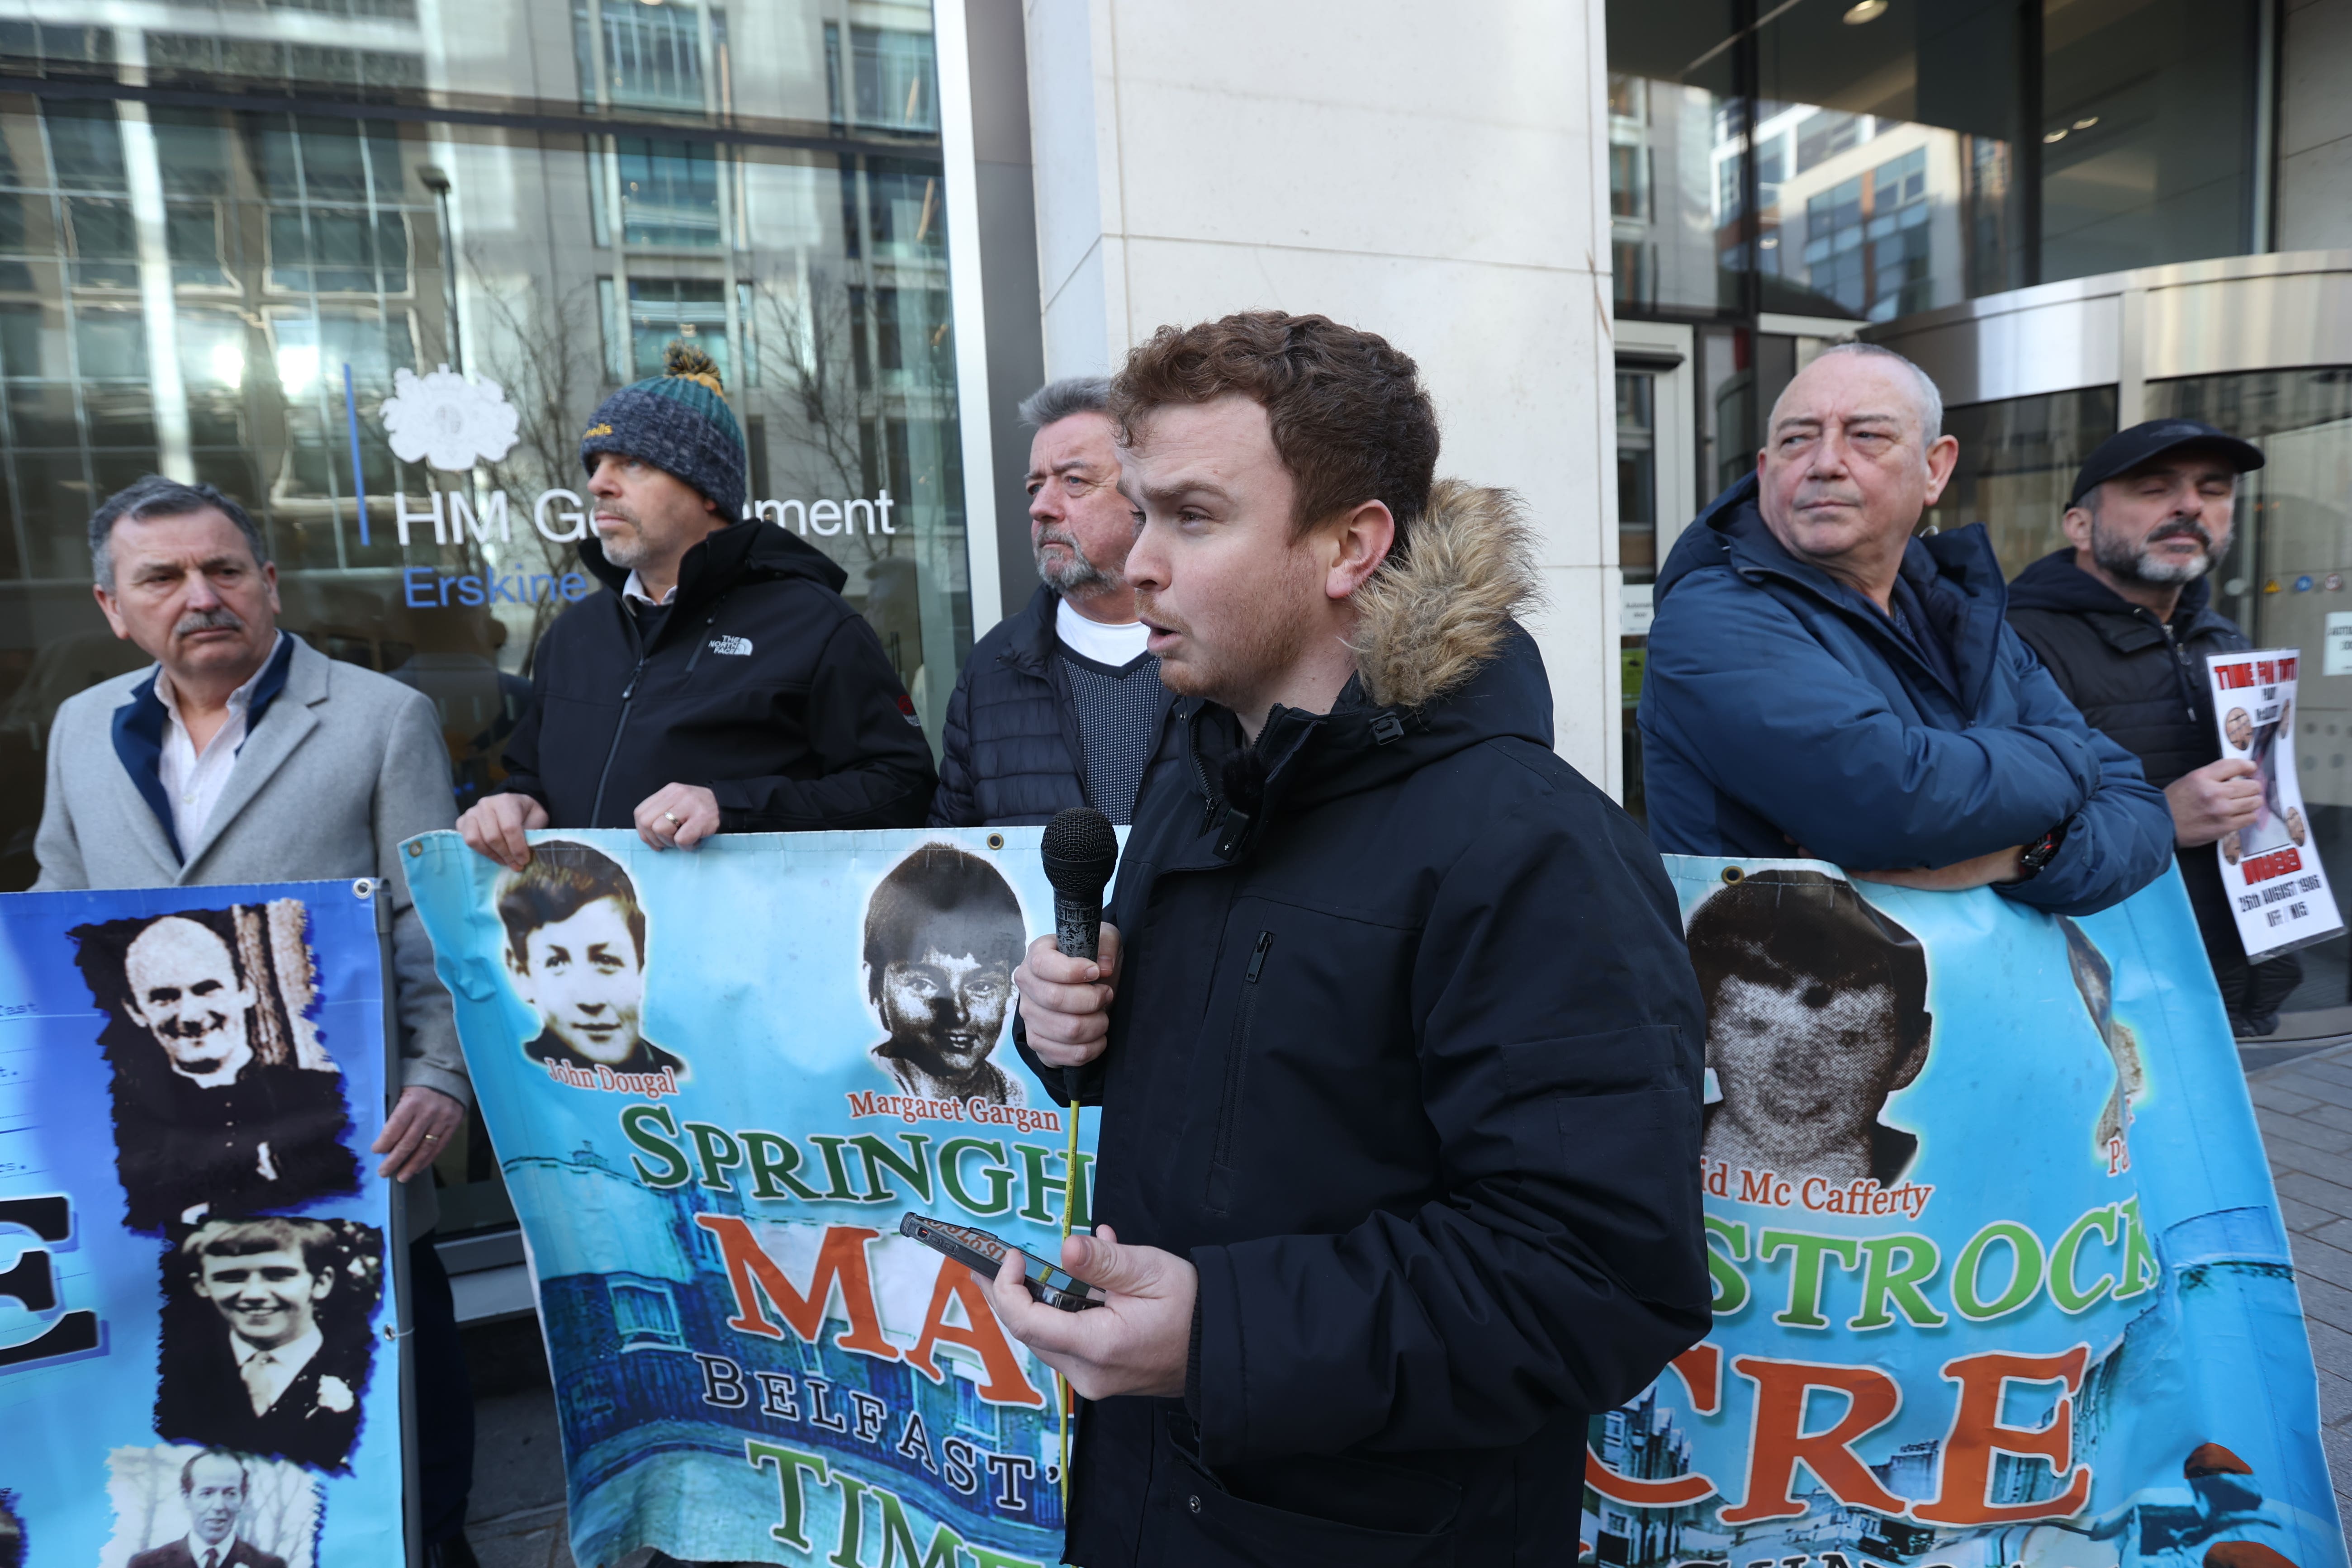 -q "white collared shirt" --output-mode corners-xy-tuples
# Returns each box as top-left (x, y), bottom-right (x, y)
(1055, 597), (1150, 667)
(182, 1533), (236, 1568)
(155, 633), (282, 851)
(230, 1321), (321, 1414)
(621, 571), (674, 607)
